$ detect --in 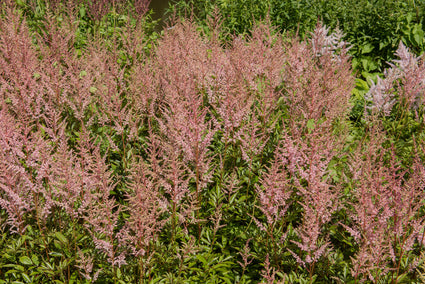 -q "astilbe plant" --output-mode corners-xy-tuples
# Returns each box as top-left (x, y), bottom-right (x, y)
(0, 110), (33, 235)
(365, 41), (425, 117)
(0, 100), (63, 237)
(286, 132), (342, 279)
(48, 131), (96, 221)
(152, 131), (193, 239)
(255, 144), (292, 232)
(230, 22), (287, 166)
(344, 128), (425, 283)
(77, 128), (128, 276)
(0, 1), (87, 240)
(119, 158), (166, 281)
(282, 22), (353, 138)
(153, 21), (217, 215)
(0, 4), (133, 278)
(4, 2), (425, 282)
(0, 7), (44, 125)
(253, 22), (353, 280)
(254, 139), (293, 274)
